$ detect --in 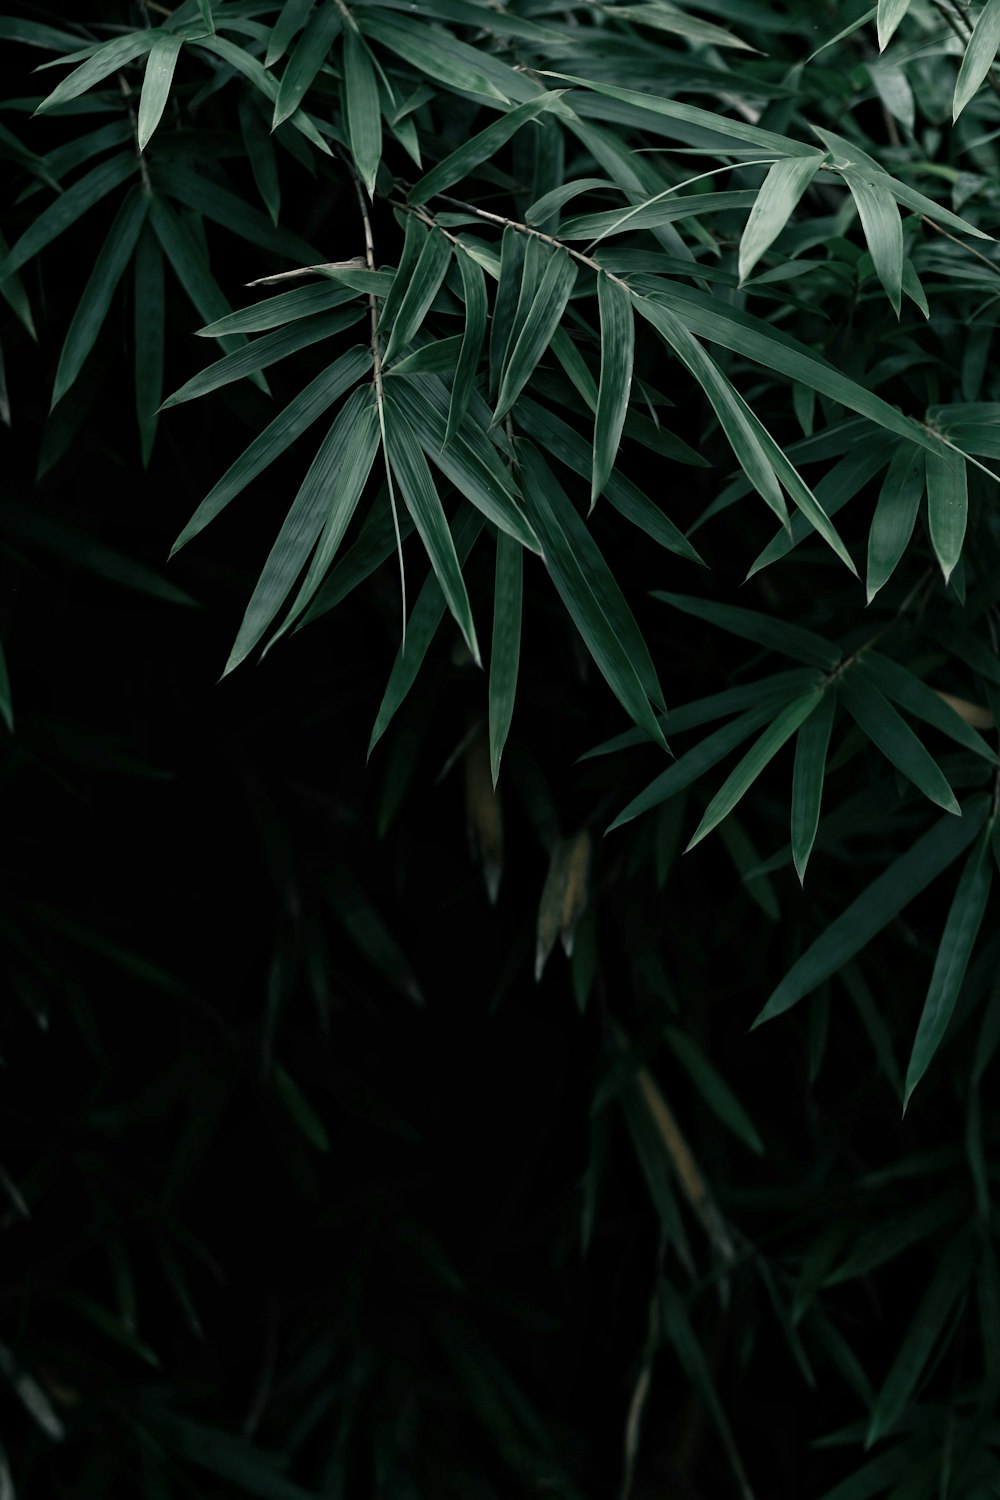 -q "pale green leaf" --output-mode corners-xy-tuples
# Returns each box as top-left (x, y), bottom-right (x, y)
(877, 0), (911, 50)
(954, 0), (1000, 119)
(866, 444), (923, 601)
(137, 34), (183, 152)
(739, 154), (826, 284)
(842, 167), (903, 316)
(925, 446), (968, 585)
